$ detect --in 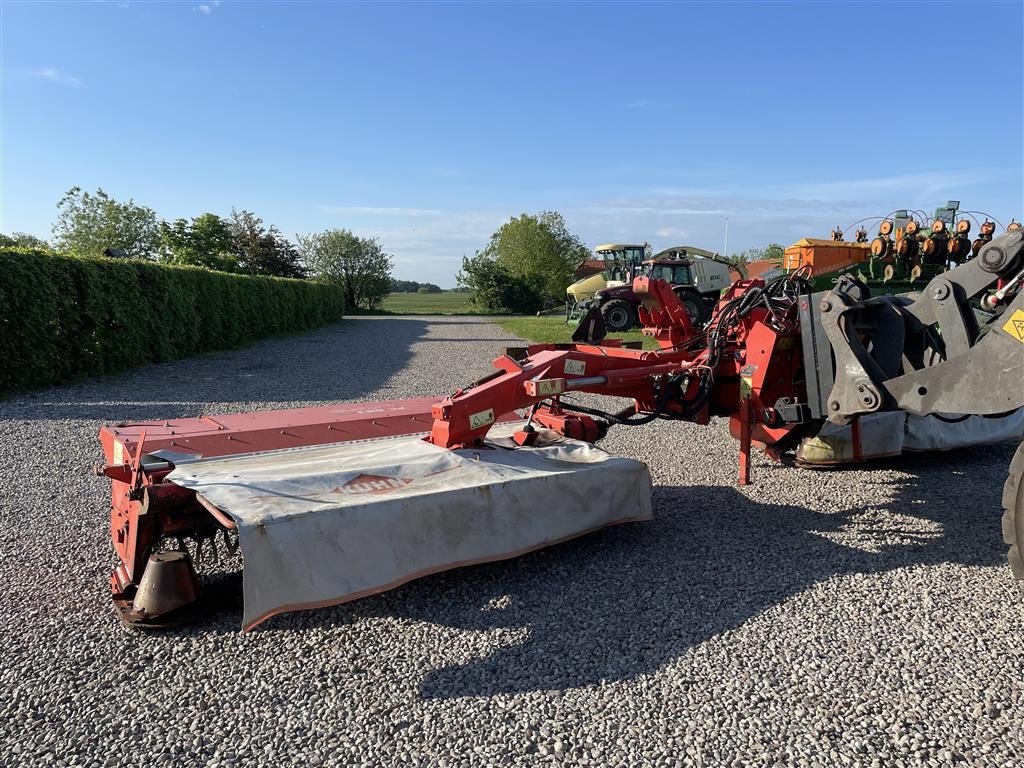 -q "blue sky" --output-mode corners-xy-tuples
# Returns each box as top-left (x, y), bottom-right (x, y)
(2, 1), (1022, 286)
